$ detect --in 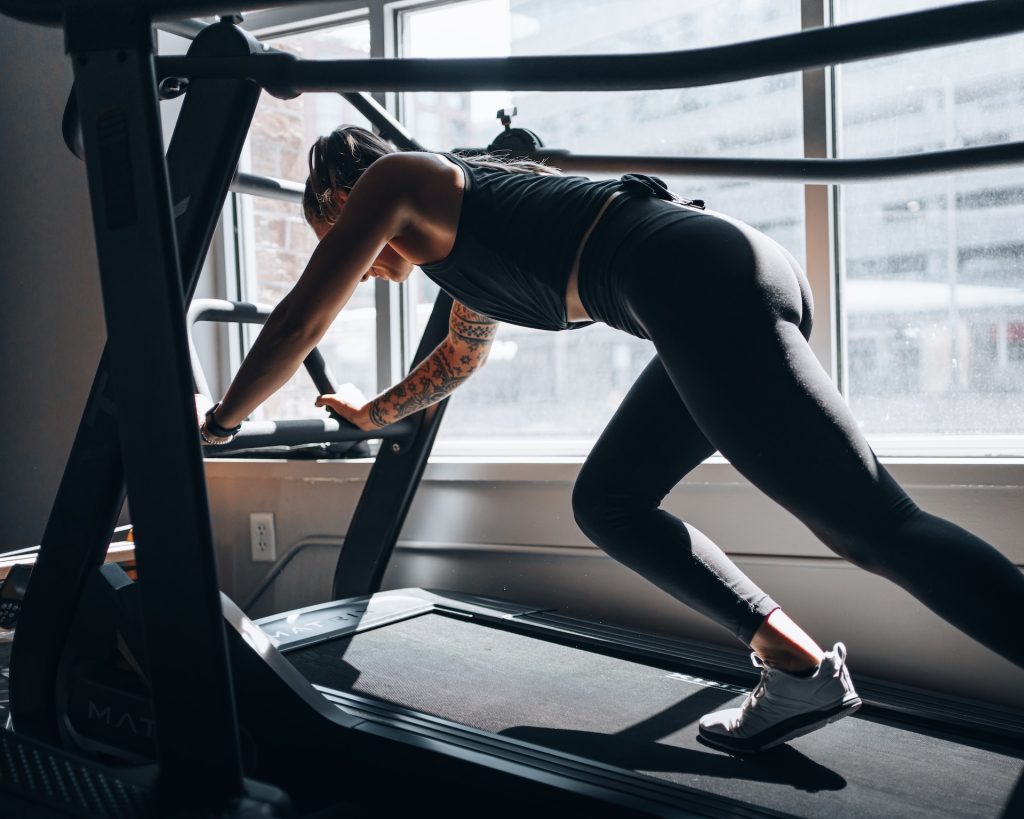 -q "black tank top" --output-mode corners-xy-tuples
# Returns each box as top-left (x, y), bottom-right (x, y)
(420, 153), (701, 332)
